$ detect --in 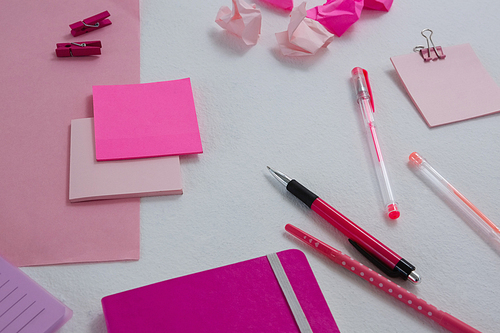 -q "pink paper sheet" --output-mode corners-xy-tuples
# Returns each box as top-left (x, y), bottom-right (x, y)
(93, 79), (203, 161)
(276, 2), (335, 56)
(307, 0), (363, 37)
(260, 0), (294, 12)
(364, 0), (393, 11)
(216, 0), (262, 46)
(391, 44), (500, 127)
(70, 118), (183, 202)
(0, 0), (140, 266)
